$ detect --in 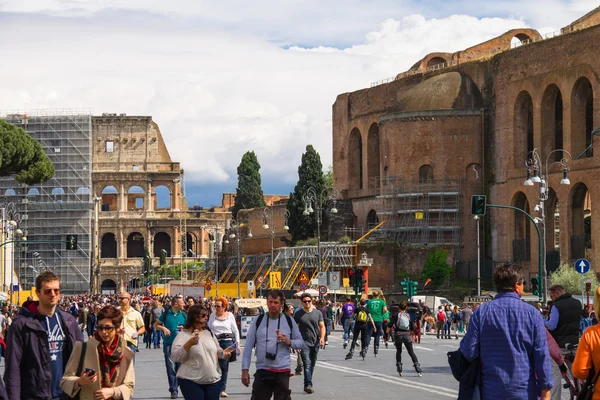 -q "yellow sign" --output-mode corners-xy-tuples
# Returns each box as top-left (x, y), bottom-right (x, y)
(415, 211), (424, 220)
(343, 278), (350, 288)
(298, 271), (309, 283)
(270, 271), (282, 289)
